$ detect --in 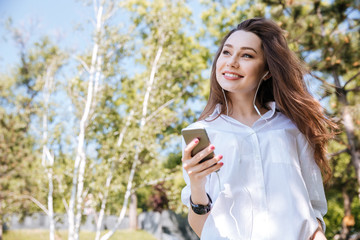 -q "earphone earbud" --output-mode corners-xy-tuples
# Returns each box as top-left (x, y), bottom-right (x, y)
(262, 71), (269, 80)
